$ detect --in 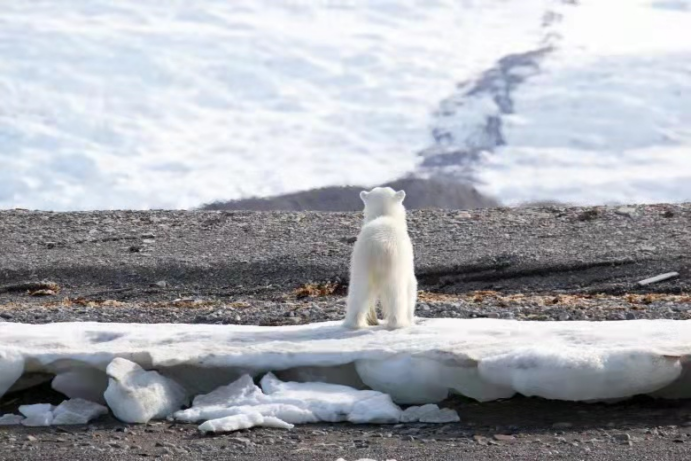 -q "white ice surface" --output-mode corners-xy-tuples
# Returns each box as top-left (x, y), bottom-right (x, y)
(103, 358), (188, 423)
(0, 319), (688, 409)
